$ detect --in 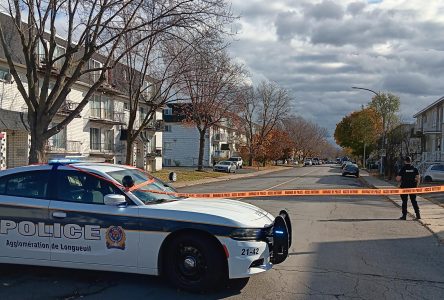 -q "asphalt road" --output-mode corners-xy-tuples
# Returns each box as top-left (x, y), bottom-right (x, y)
(1, 165), (444, 299)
